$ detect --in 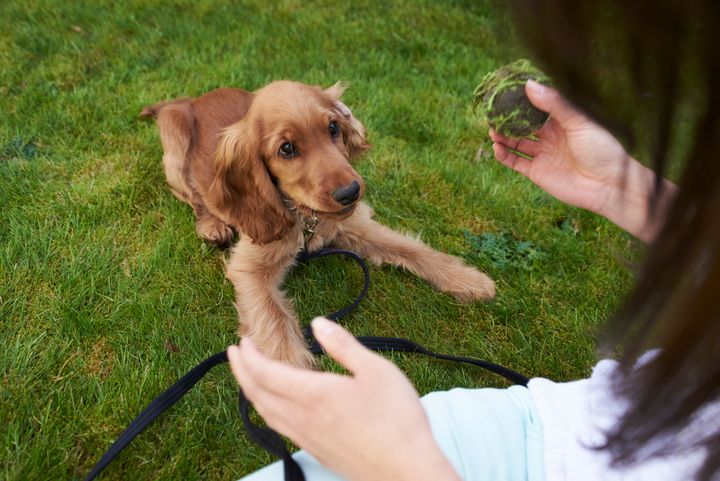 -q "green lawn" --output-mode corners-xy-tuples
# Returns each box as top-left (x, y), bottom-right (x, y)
(0, 1), (639, 479)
